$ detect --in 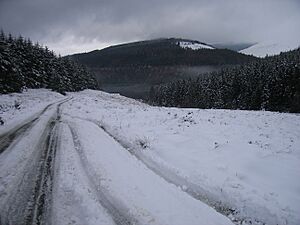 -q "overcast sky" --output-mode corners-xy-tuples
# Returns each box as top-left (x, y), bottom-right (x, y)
(0, 0), (299, 55)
